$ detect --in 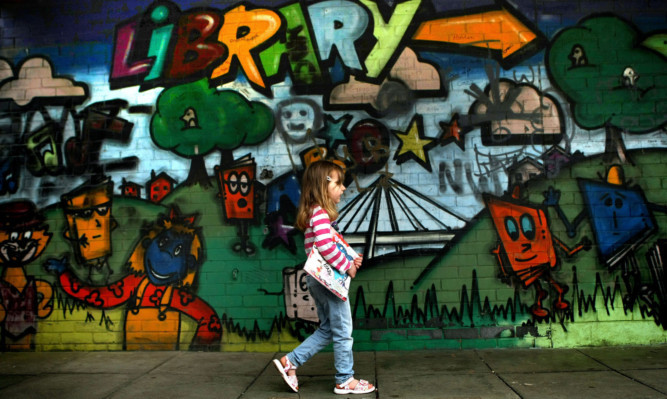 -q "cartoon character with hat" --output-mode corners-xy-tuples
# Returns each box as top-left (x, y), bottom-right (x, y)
(0, 200), (54, 350)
